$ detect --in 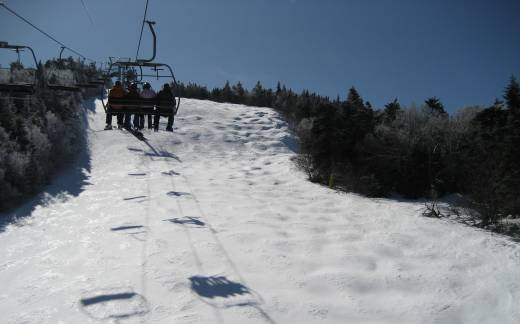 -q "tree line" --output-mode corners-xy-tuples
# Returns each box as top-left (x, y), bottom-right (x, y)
(0, 58), (103, 212)
(178, 77), (520, 233)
